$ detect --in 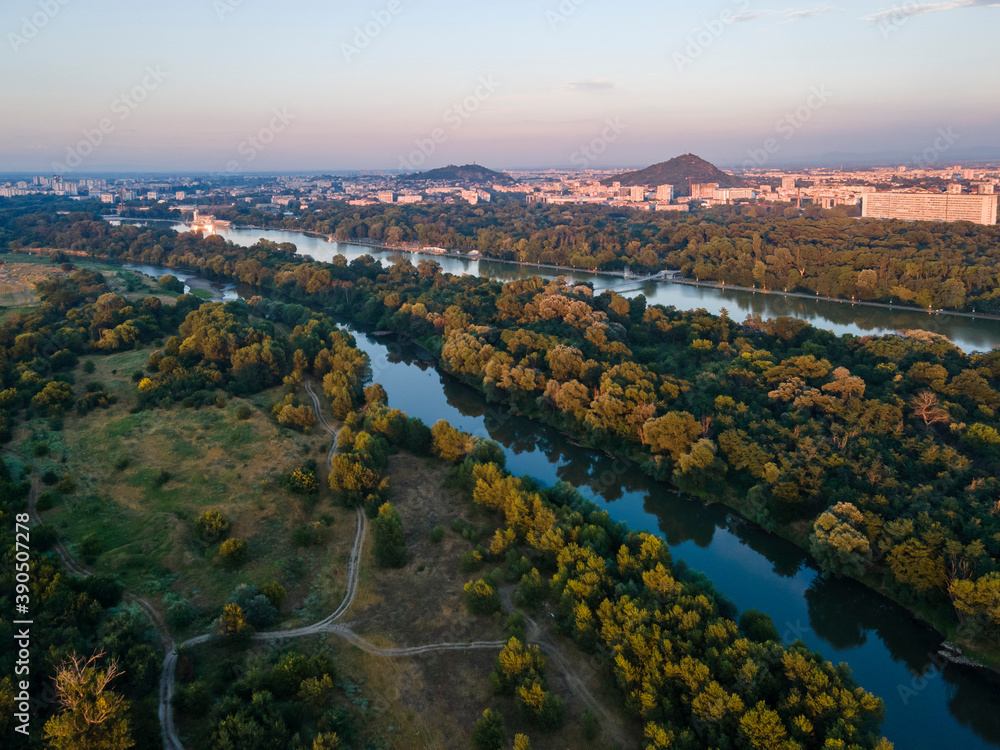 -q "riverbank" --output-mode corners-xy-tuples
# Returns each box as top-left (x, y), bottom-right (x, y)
(197, 217), (999, 324)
